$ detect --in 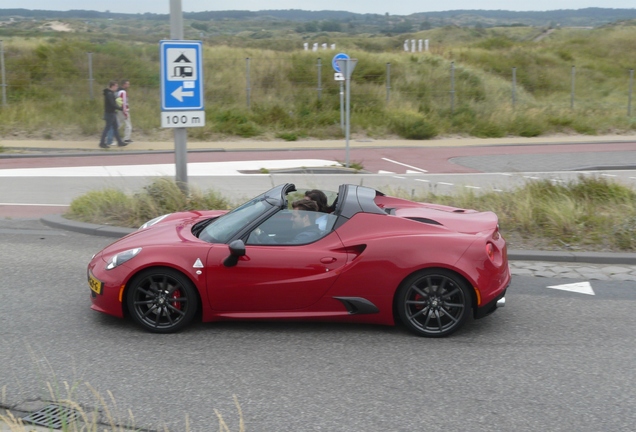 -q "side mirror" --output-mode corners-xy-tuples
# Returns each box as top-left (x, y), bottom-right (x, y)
(223, 239), (246, 267)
